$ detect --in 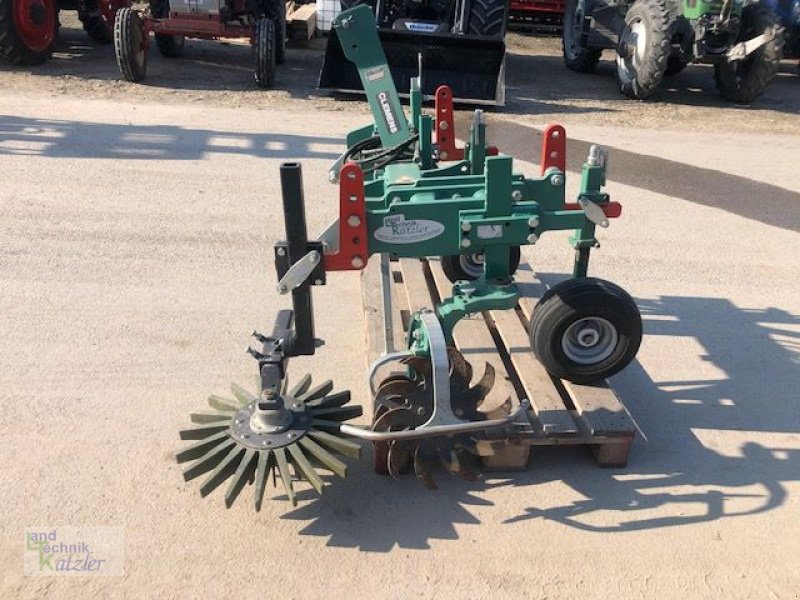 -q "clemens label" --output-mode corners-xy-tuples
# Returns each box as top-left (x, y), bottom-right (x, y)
(376, 90), (400, 134)
(374, 214), (444, 244)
